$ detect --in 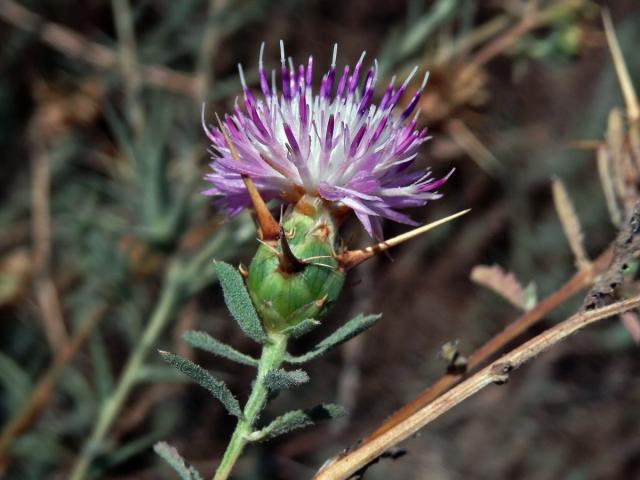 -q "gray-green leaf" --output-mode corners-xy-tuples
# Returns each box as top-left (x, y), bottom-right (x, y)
(285, 313), (382, 364)
(281, 319), (321, 338)
(159, 351), (242, 417)
(263, 368), (309, 392)
(214, 261), (269, 344)
(154, 442), (203, 480)
(248, 404), (347, 441)
(183, 330), (258, 367)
